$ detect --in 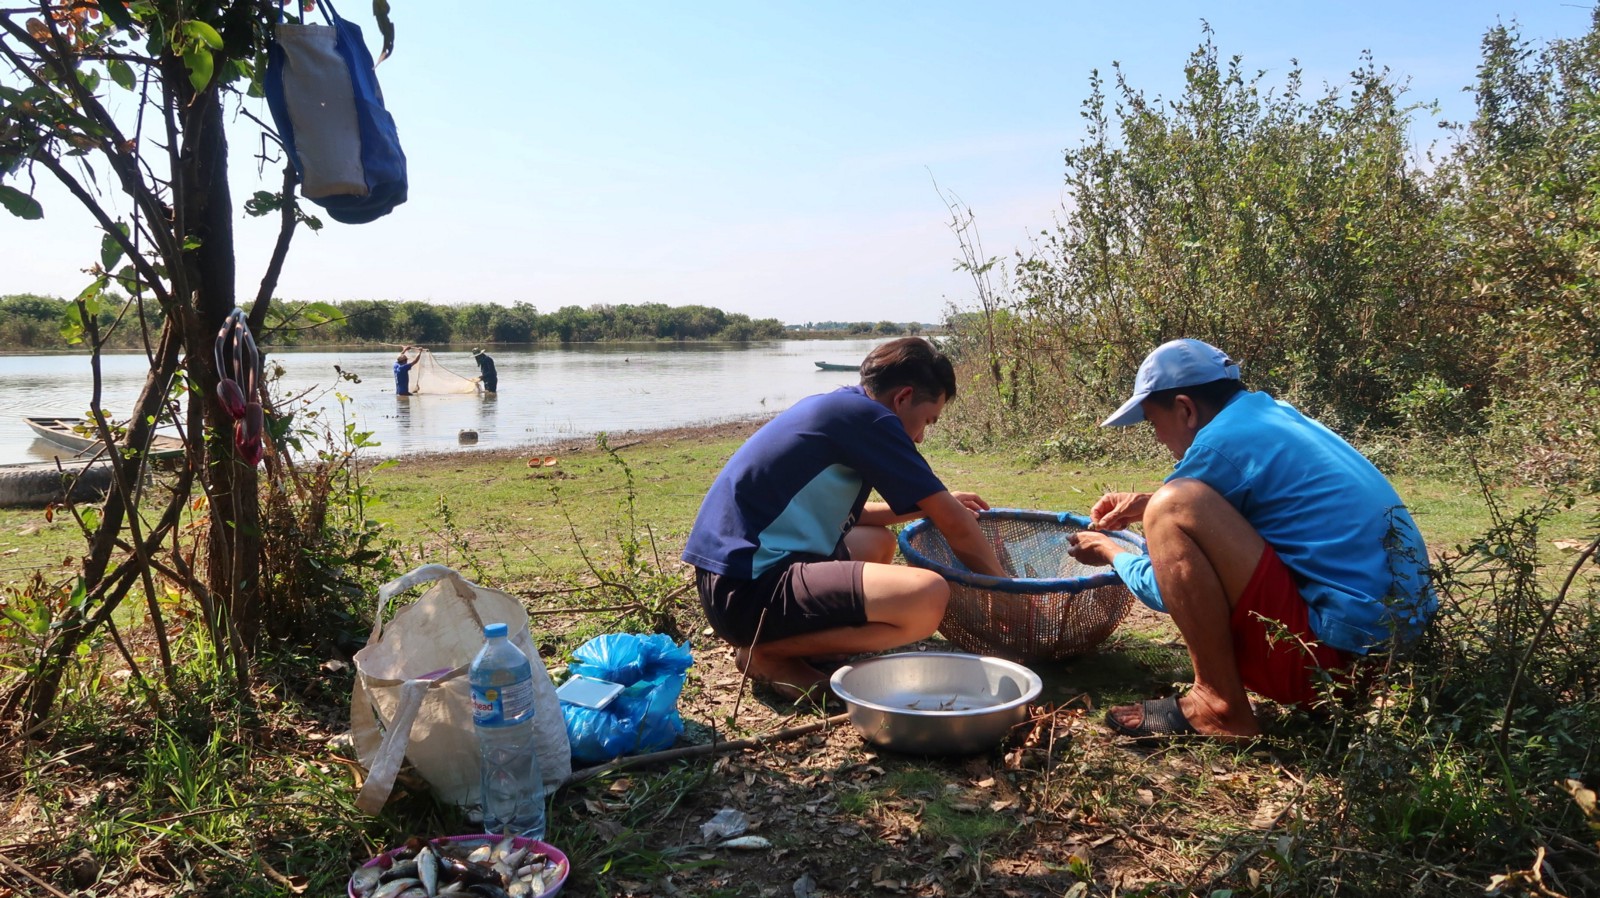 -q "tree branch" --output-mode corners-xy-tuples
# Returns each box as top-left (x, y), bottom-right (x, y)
(251, 162), (300, 323)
